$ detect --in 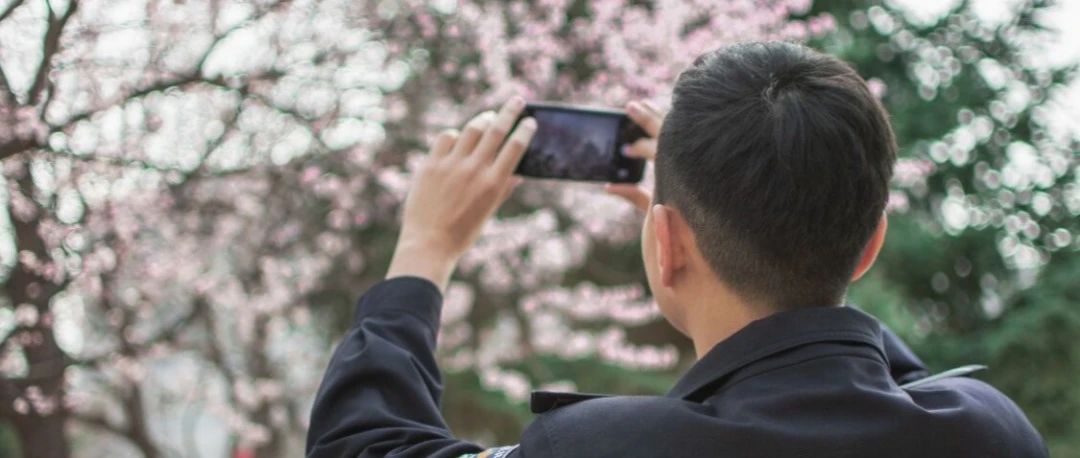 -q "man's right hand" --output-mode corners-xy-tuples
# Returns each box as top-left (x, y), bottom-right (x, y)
(606, 99), (664, 211)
